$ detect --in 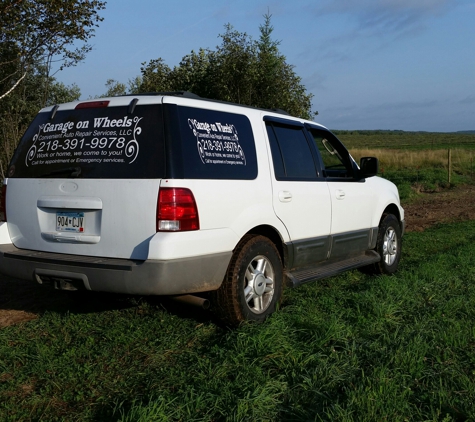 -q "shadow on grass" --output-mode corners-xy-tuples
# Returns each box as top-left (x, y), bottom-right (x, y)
(0, 274), (214, 327)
